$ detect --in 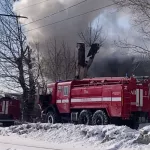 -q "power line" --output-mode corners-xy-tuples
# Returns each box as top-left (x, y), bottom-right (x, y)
(23, 0), (88, 27)
(25, 3), (115, 33)
(16, 0), (51, 11)
(0, 14), (27, 19)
